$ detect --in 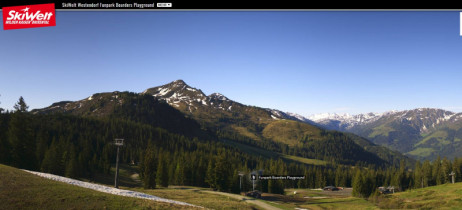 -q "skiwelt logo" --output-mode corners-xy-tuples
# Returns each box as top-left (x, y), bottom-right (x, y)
(3, 3), (56, 30)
